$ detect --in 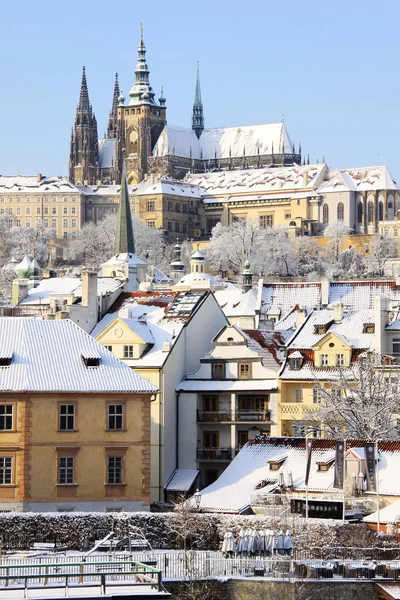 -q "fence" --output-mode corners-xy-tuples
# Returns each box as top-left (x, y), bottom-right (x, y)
(2, 549), (400, 583)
